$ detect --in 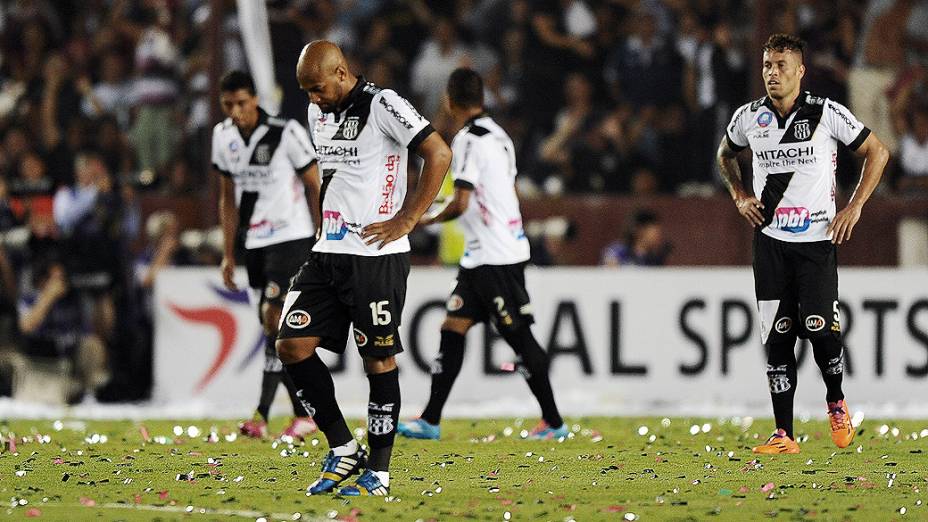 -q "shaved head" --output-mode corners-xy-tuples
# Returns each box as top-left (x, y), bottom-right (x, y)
(297, 40), (357, 113)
